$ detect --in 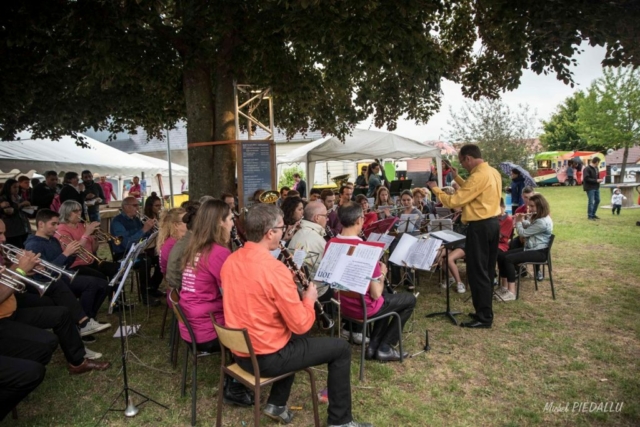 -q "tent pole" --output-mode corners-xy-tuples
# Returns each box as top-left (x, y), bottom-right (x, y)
(166, 129), (175, 208)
